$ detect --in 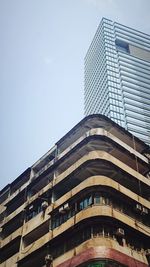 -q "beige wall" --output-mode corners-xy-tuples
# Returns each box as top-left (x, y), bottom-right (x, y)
(129, 44), (150, 62)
